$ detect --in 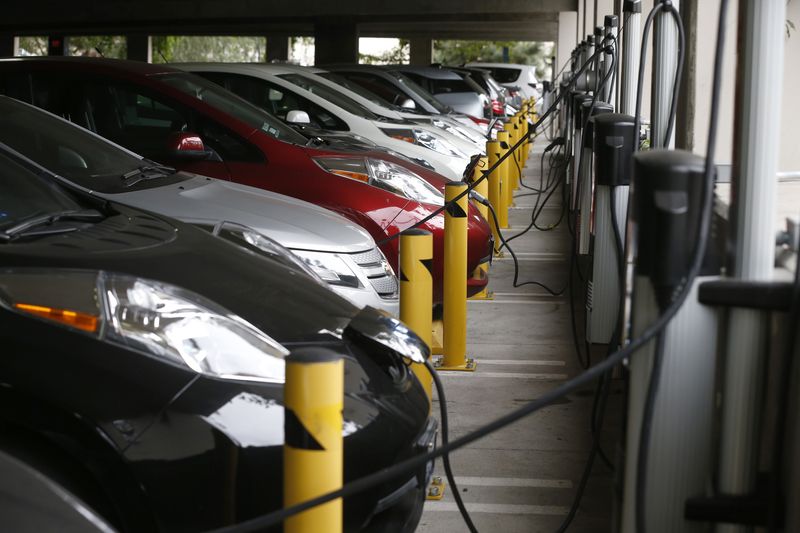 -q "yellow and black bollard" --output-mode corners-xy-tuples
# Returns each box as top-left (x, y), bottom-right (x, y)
(497, 130), (512, 224)
(438, 182), (477, 372)
(284, 348), (343, 533)
(486, 139), (504, 251)
(399, 229), (434, 400)
(468, 156), (493, 300)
